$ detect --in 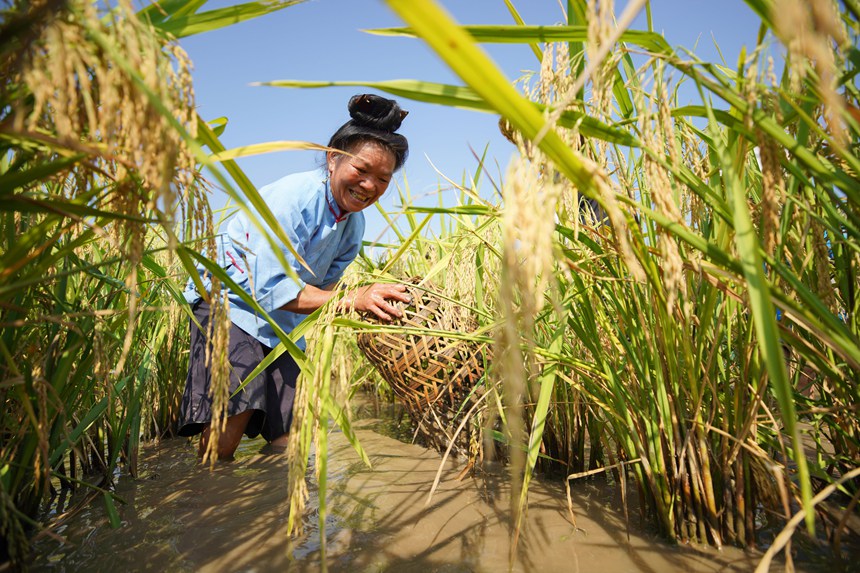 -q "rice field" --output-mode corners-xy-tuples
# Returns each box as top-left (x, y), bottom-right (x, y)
(1, 0), (858, 570)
